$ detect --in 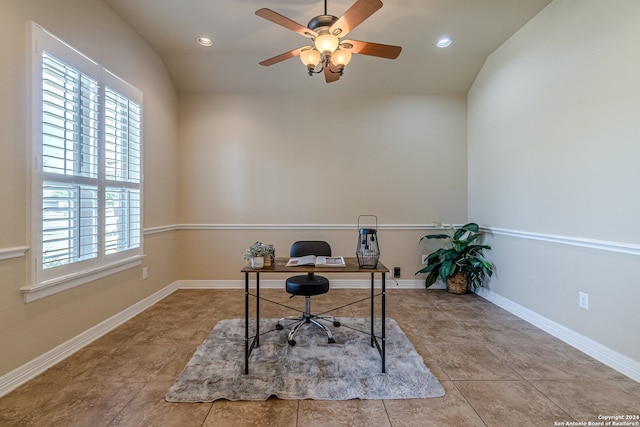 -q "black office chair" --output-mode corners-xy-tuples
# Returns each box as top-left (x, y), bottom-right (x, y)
(276, 240), (341, 346)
